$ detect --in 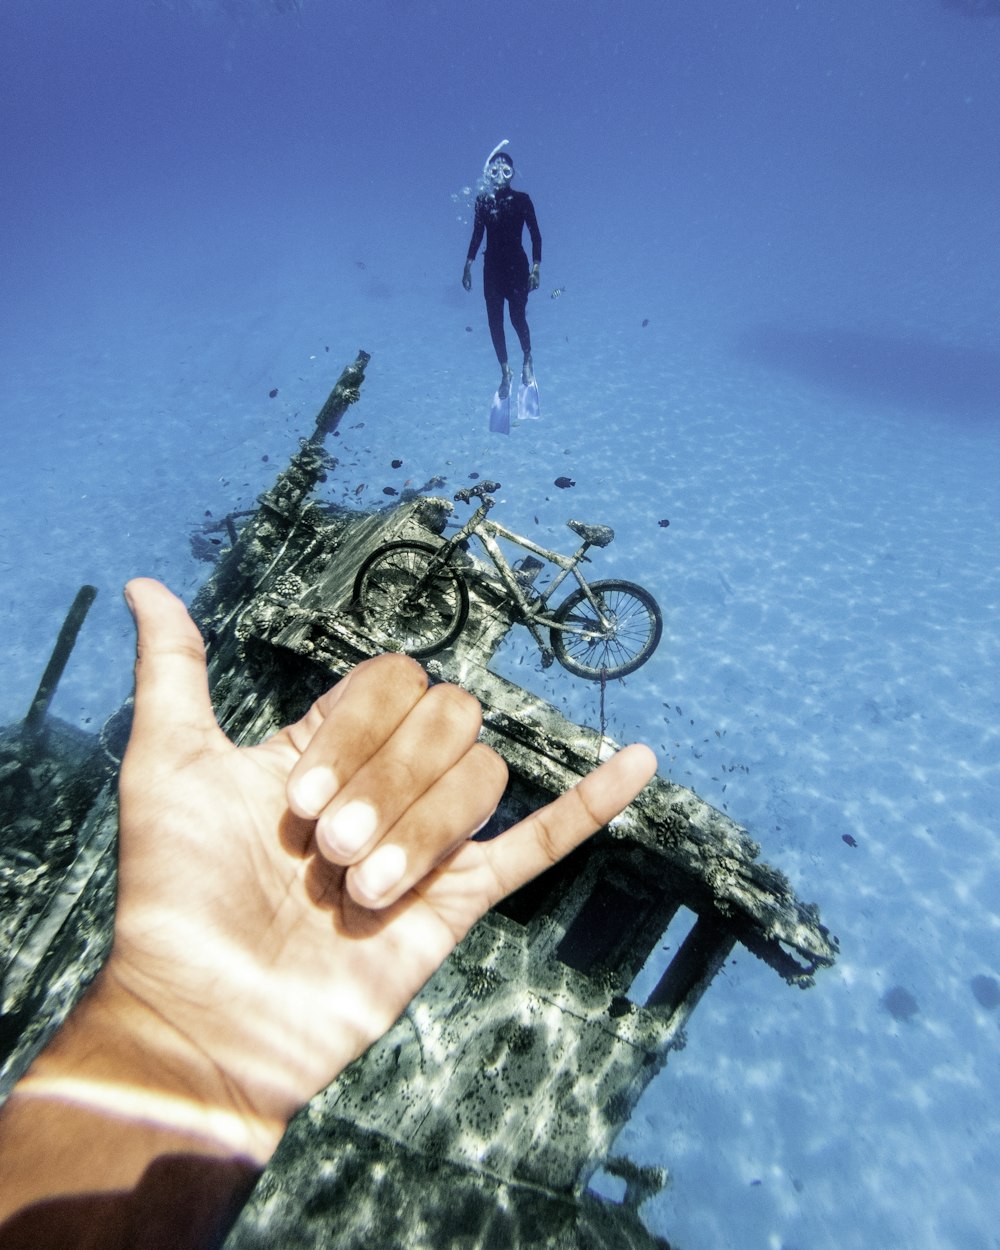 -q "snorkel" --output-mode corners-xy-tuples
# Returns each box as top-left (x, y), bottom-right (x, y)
(483, 138), (510, 178)
(482, 138), (514, 194)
